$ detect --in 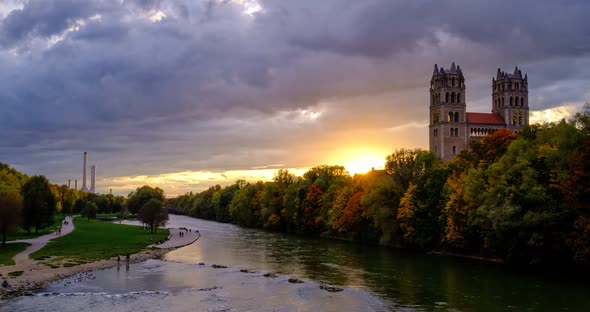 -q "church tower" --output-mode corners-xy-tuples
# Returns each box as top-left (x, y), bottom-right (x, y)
(429, 62), (467, 161)
(492, 67), (529, 131)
